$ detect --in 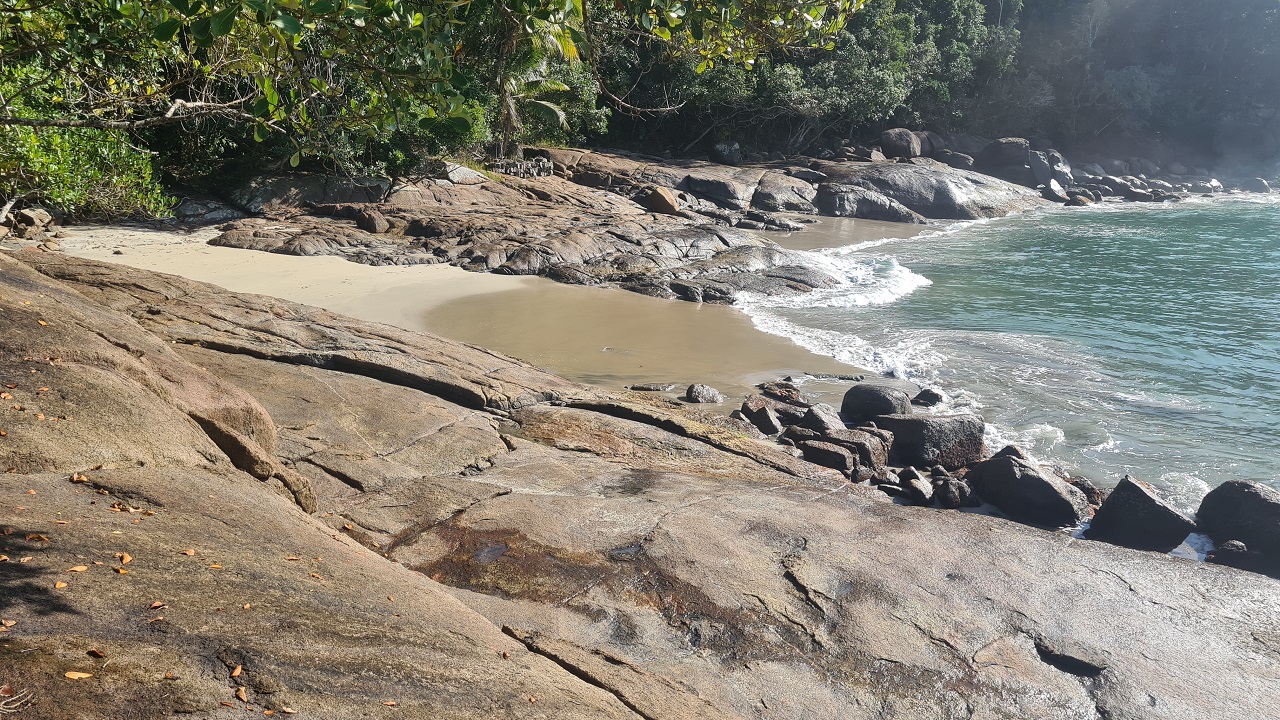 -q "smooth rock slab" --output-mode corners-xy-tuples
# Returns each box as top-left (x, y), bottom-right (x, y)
(1084, 476), (1196, 552)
